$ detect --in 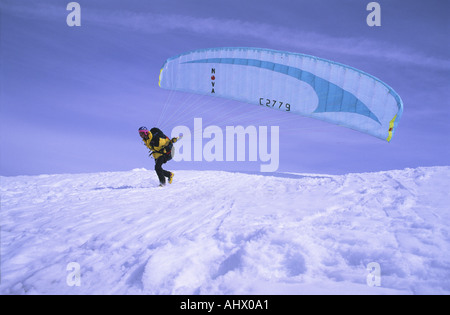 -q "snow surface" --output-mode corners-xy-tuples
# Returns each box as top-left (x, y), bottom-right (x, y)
(1, 166), (449, 295)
